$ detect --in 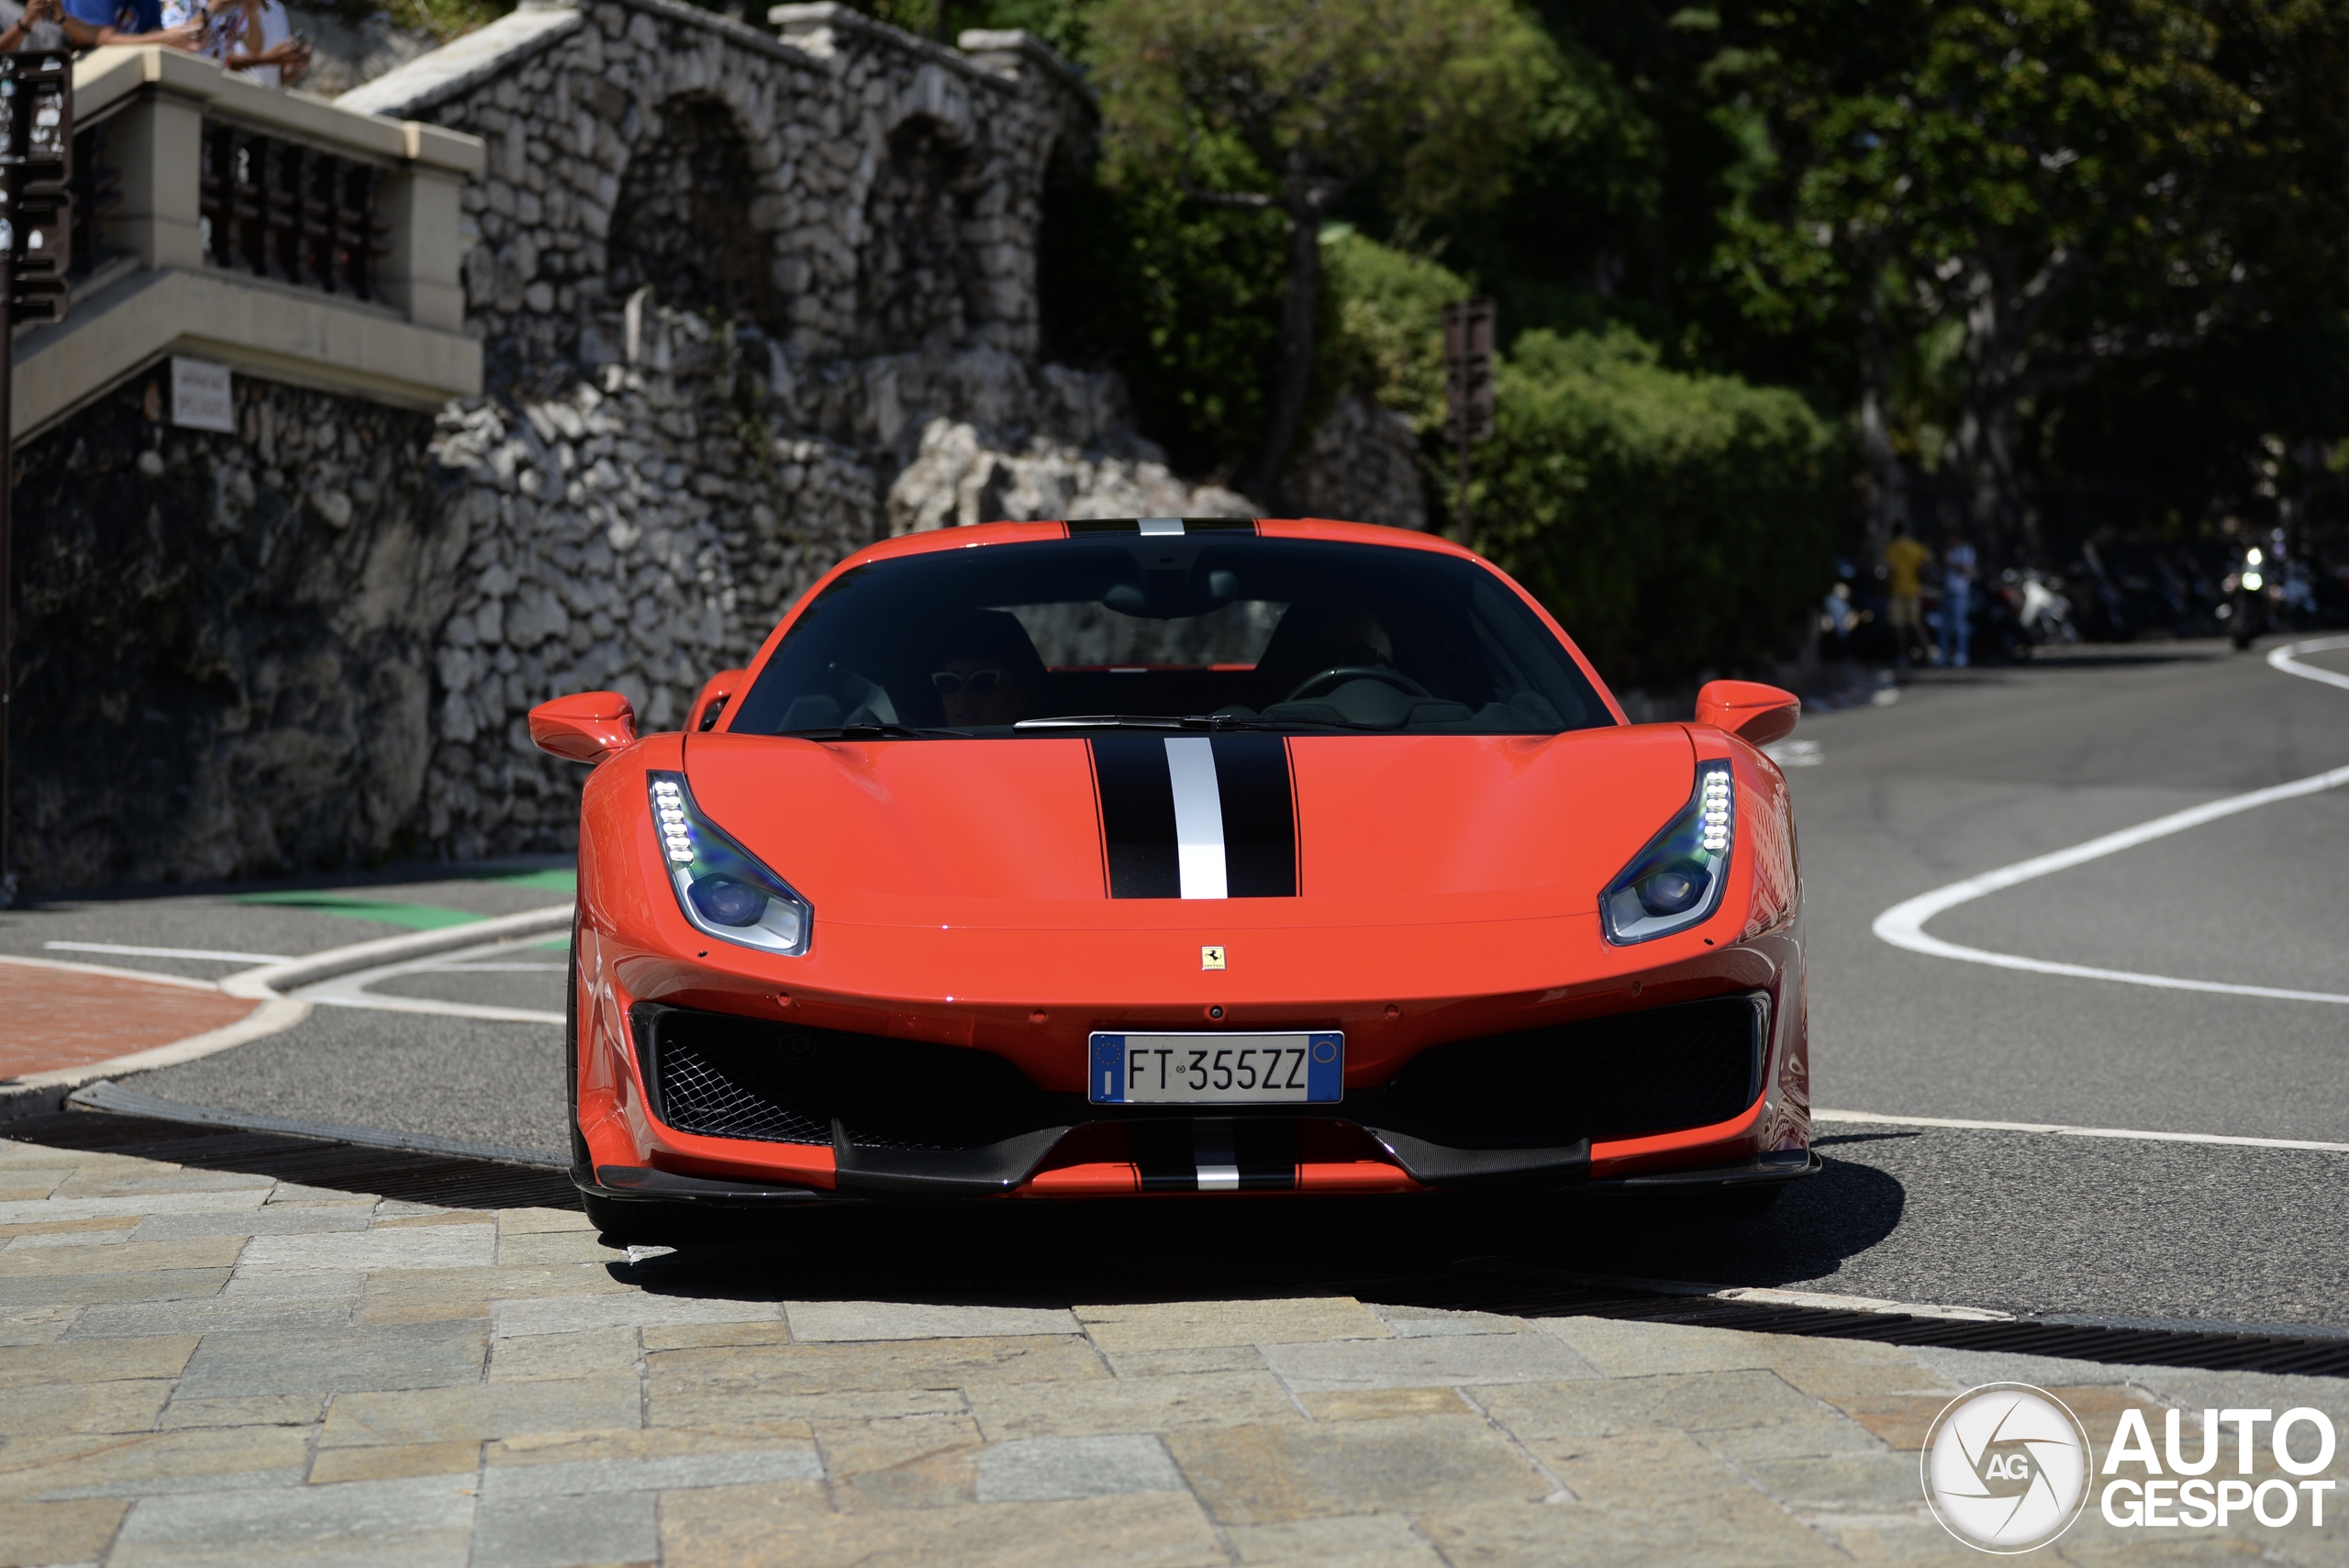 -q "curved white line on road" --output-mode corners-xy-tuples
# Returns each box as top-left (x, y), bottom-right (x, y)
(292, 932), (569, 1026)
(2270, 632), (2349, 692)
(1871, 763), (2349, 1003)
(1873, 637), (2349, 1004)
(1815, 1106), (2349, 1155)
